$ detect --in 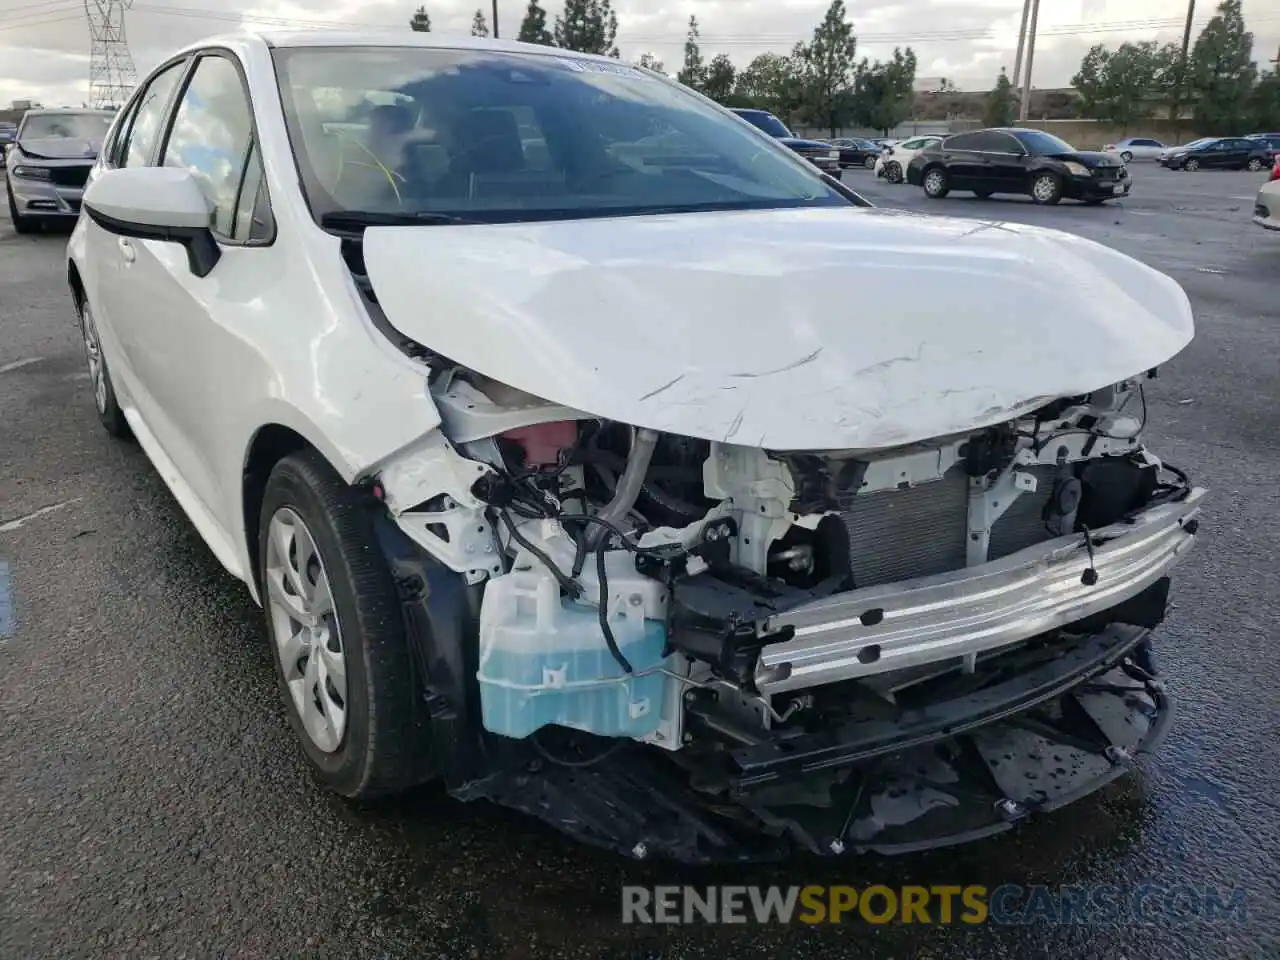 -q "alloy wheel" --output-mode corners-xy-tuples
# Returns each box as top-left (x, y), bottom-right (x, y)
(265, 506), (348, 754)
(1185, 158), (1200, 171)
(924, 170), (945, 195)
(1032, 175), (1058, 203)
(1248, 158), (1263, 172)
(81, 305), (107, 415)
